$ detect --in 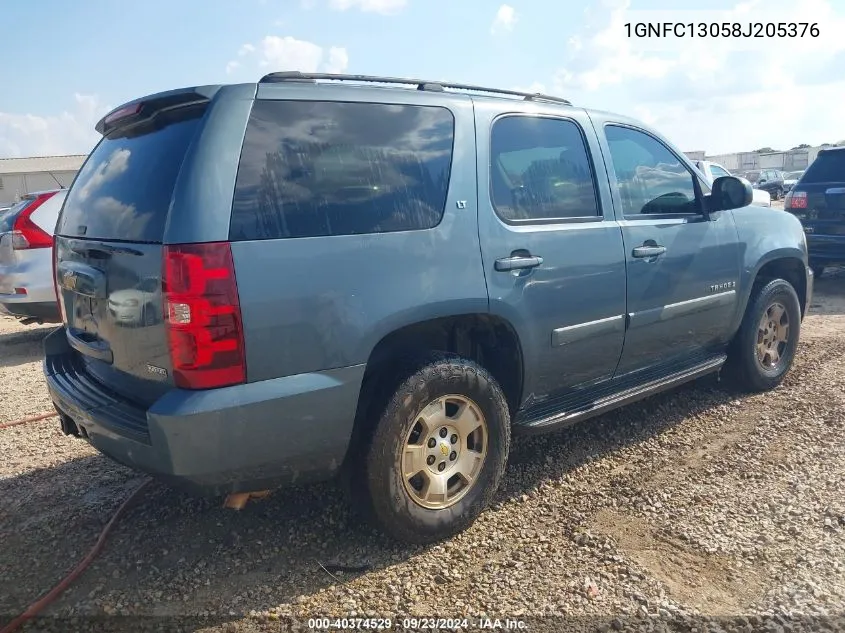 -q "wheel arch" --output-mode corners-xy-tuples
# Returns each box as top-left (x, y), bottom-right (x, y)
(344, 313), (525, 466)
(738, 254), (808, 327)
